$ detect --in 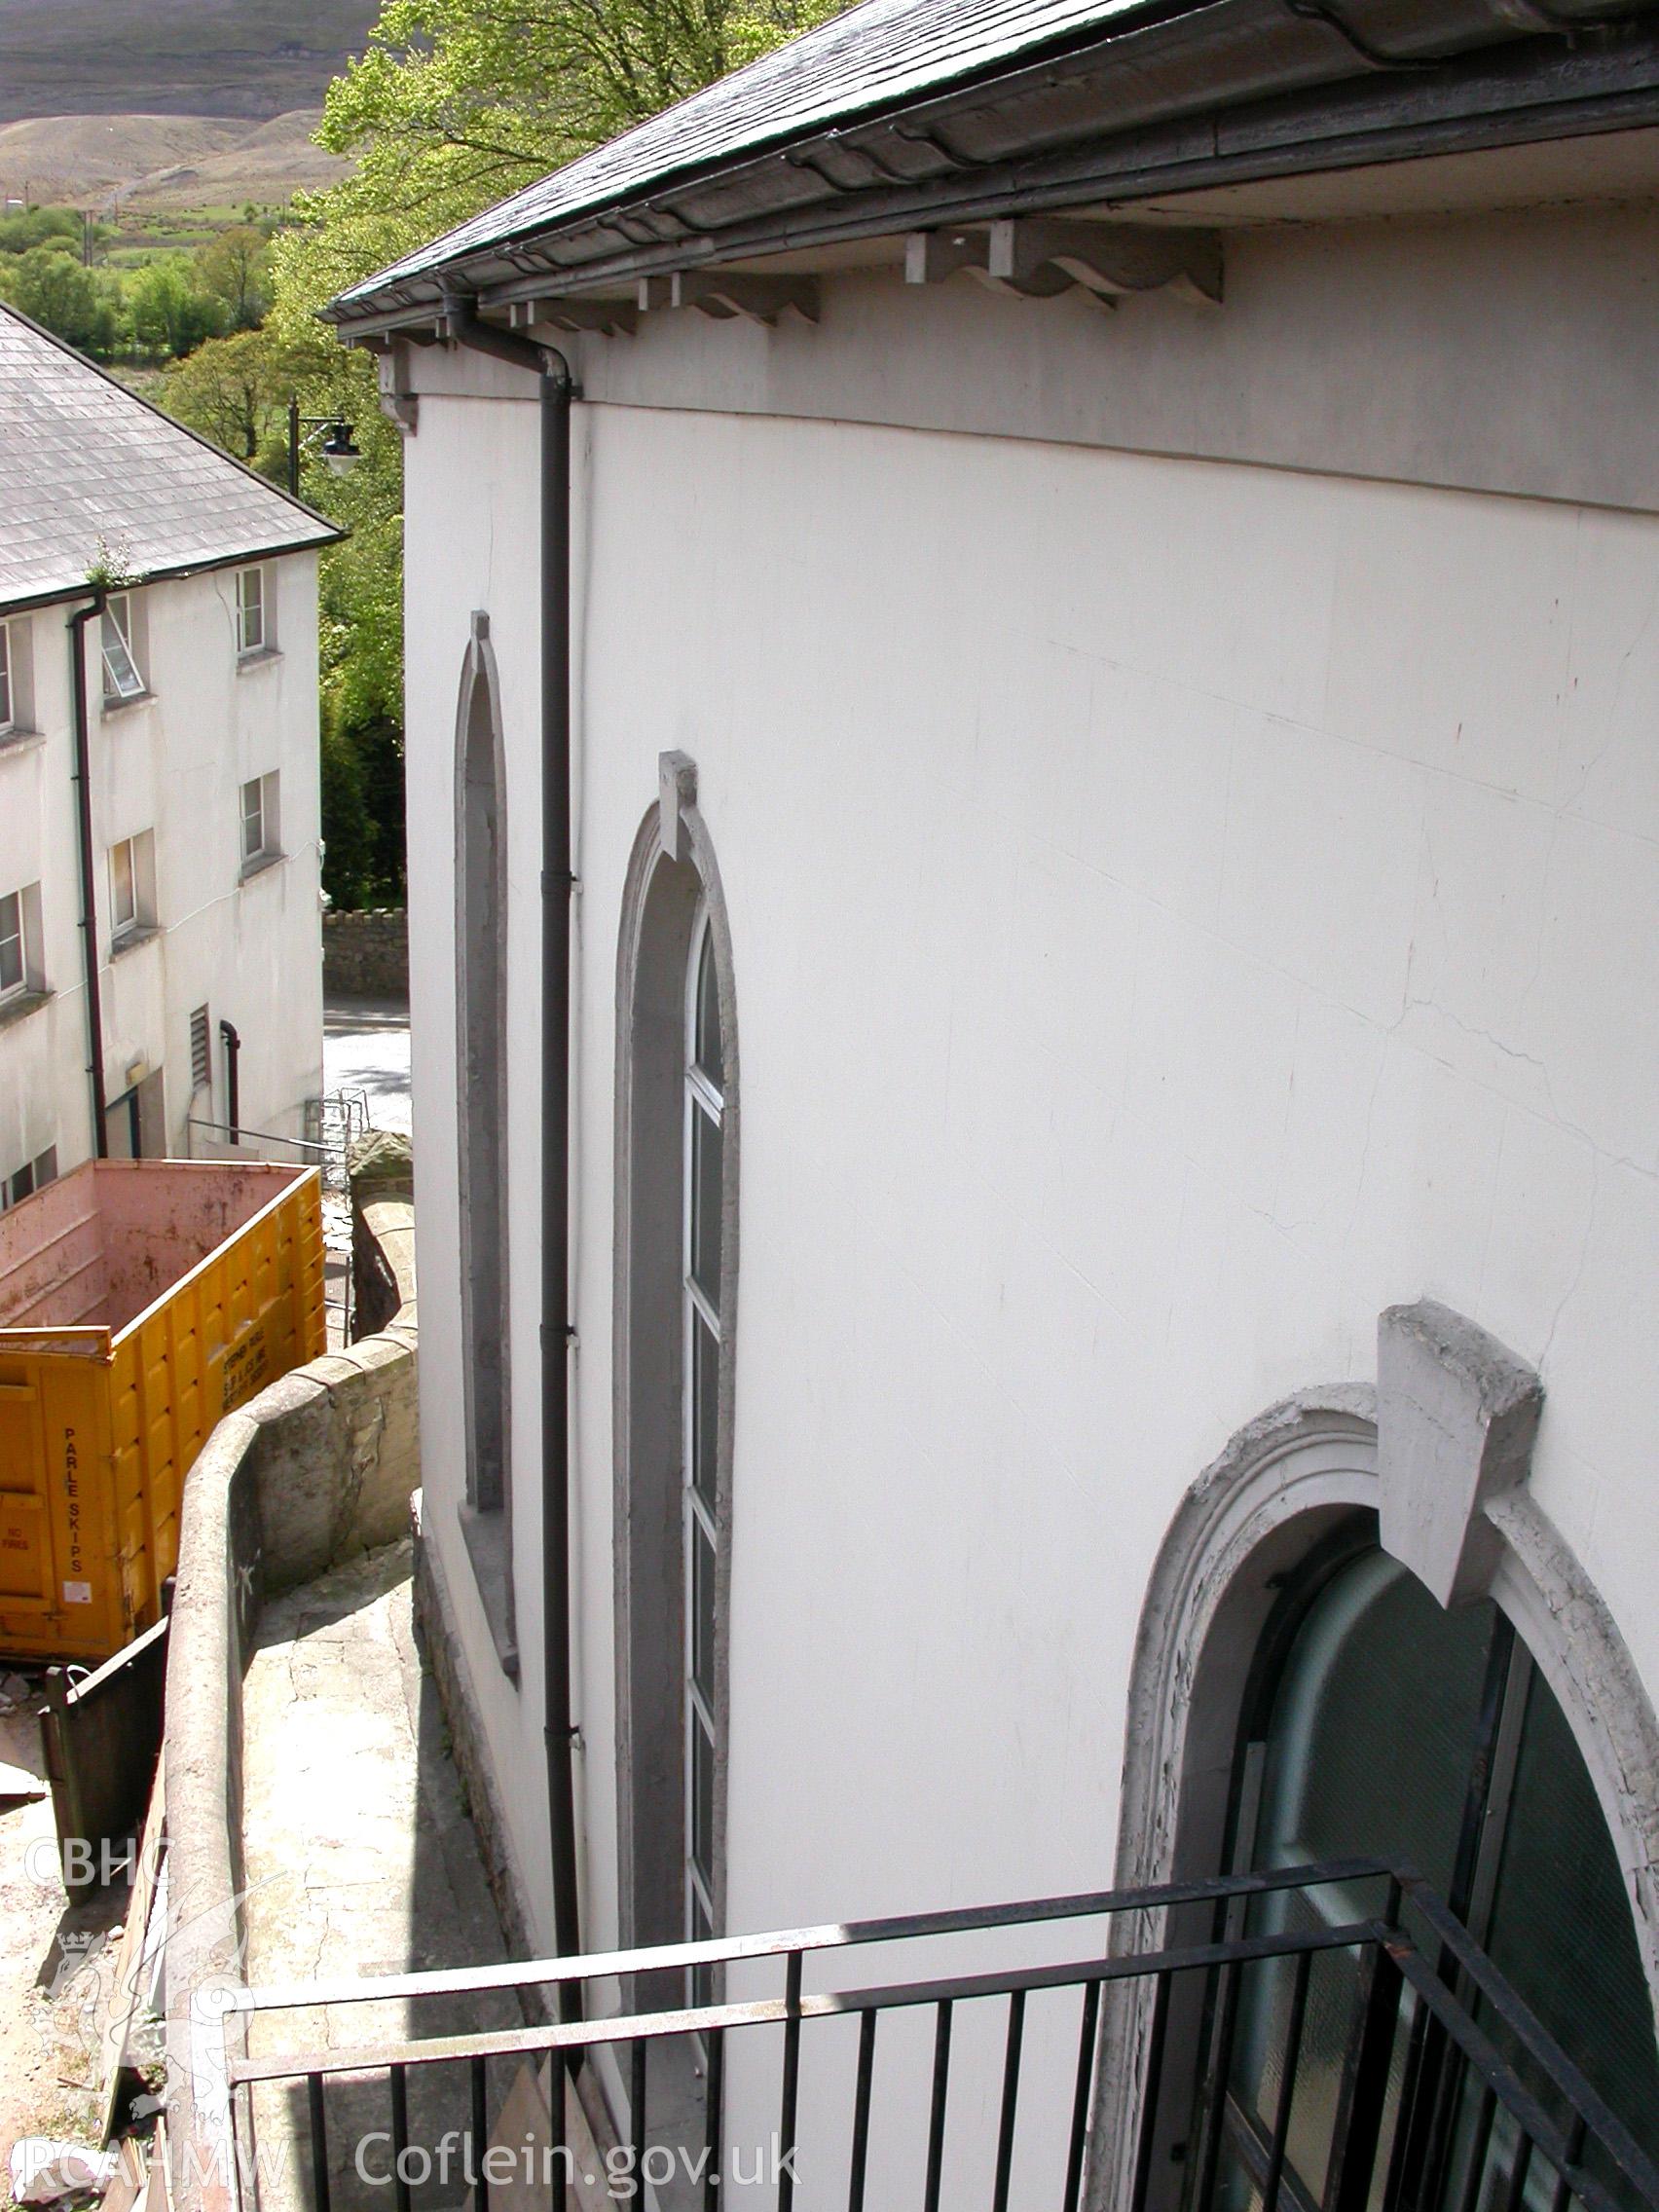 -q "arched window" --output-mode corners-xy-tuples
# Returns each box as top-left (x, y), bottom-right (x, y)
(455, 617), (514, 1671)
(683, 911), (724, 1996)
(613, 756), (737, 2028)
